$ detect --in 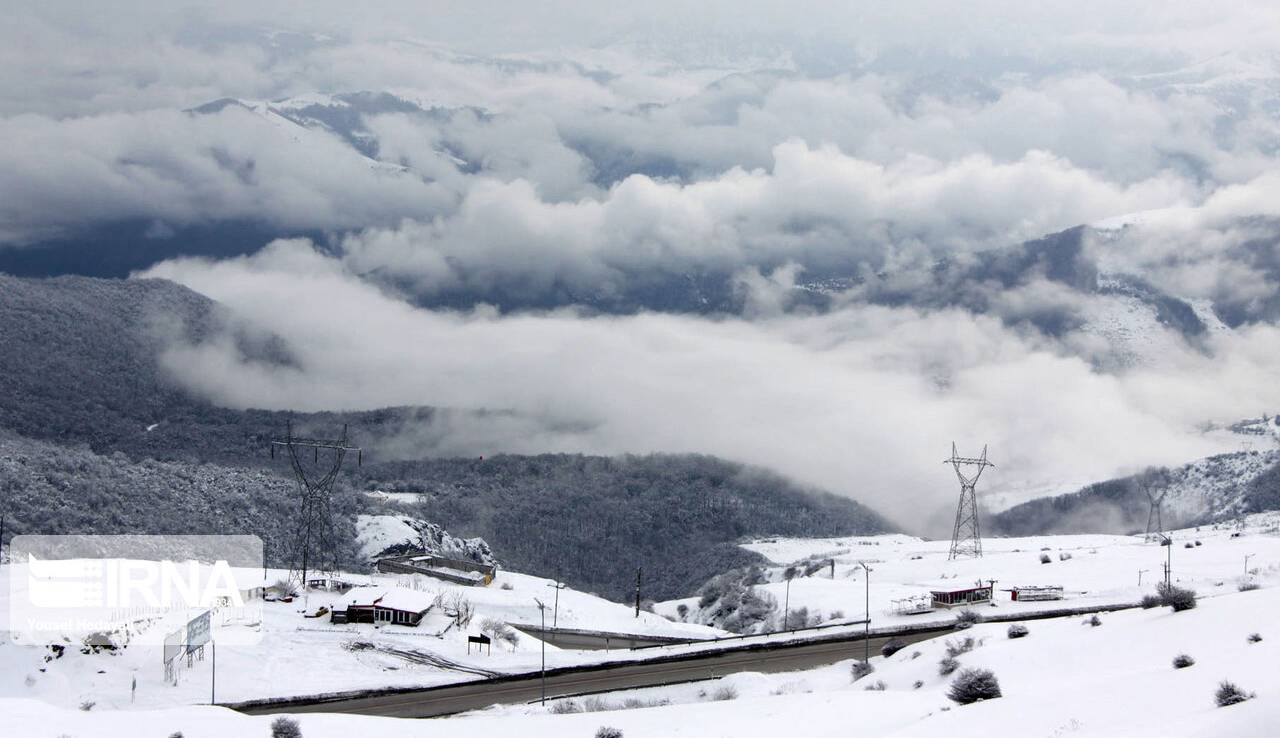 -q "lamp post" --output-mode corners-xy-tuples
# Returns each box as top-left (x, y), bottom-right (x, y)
(534, 598), (547, 706)
(859, 562), (872, 663)
(783, 570), (793, 631)
(546, 580), (566, 628)
(1160, 534), (1172, 588)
